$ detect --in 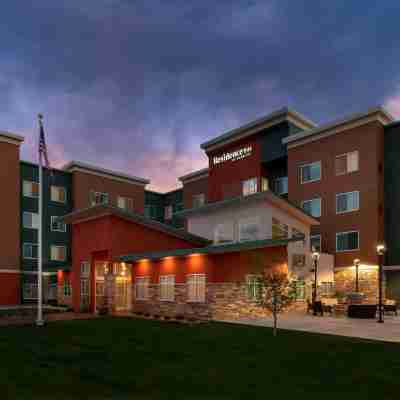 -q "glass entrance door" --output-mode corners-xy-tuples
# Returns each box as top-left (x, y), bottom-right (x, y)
(115, 277), (129, 310)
